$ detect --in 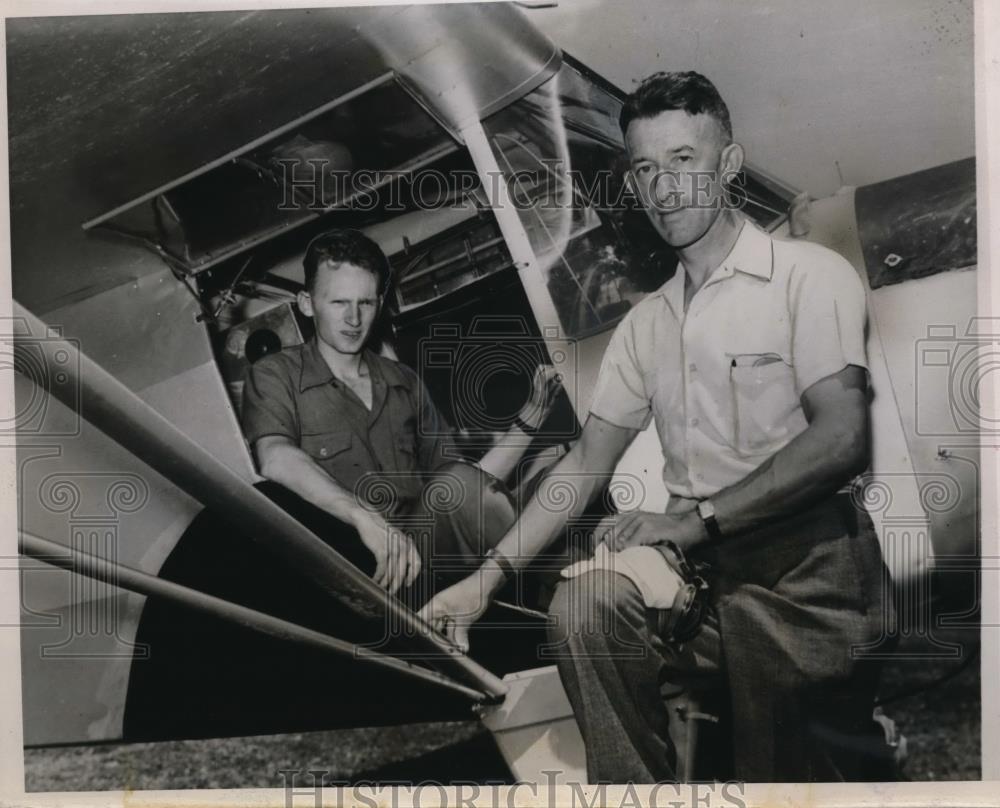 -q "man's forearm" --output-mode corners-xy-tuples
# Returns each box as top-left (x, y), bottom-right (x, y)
(259, 444), (365, 527)
(711, 414), (867, 539)
(478, 443), (612, 596)
(478, 365), (562, 482)
(476, 422), (535, 482)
